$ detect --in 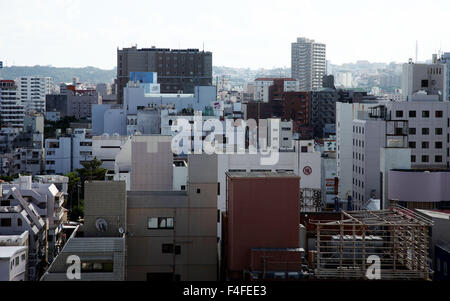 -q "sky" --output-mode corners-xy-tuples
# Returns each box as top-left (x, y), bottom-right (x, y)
(1, 0), (449, 69)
